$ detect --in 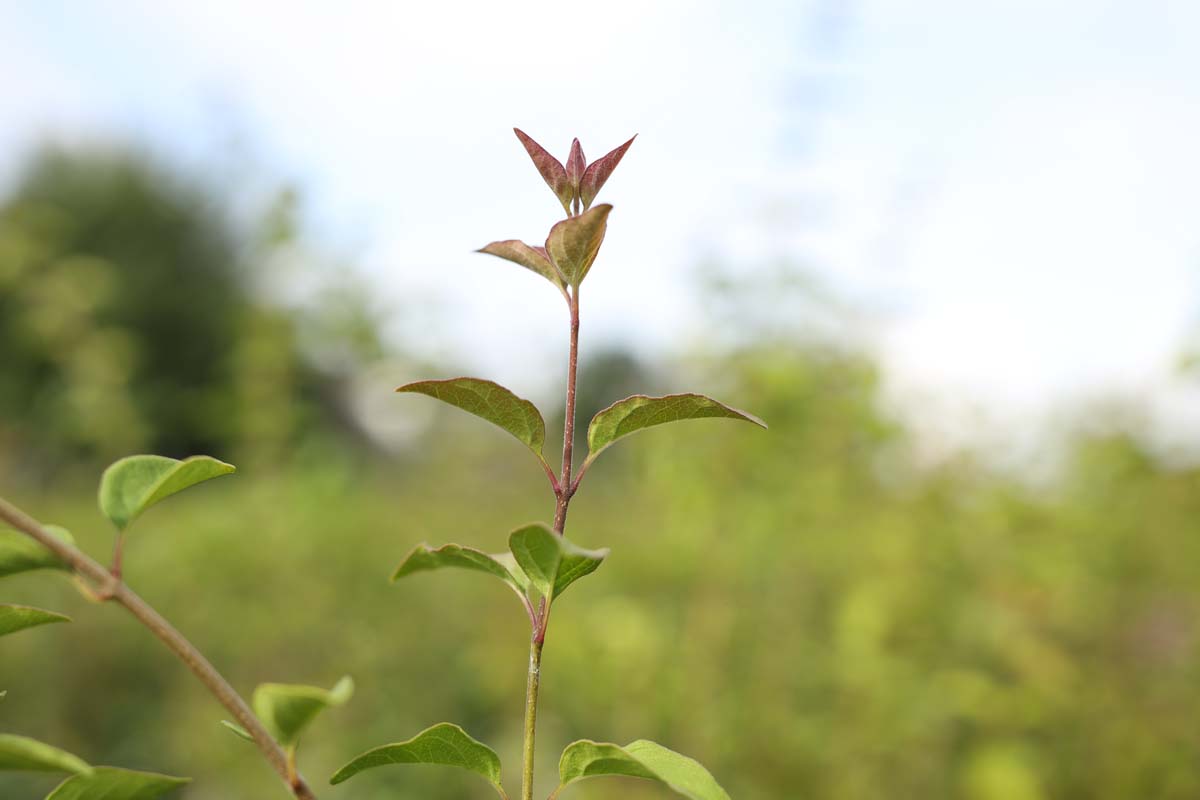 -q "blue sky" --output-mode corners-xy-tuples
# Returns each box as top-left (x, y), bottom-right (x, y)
(3, 0), (1199, 443)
